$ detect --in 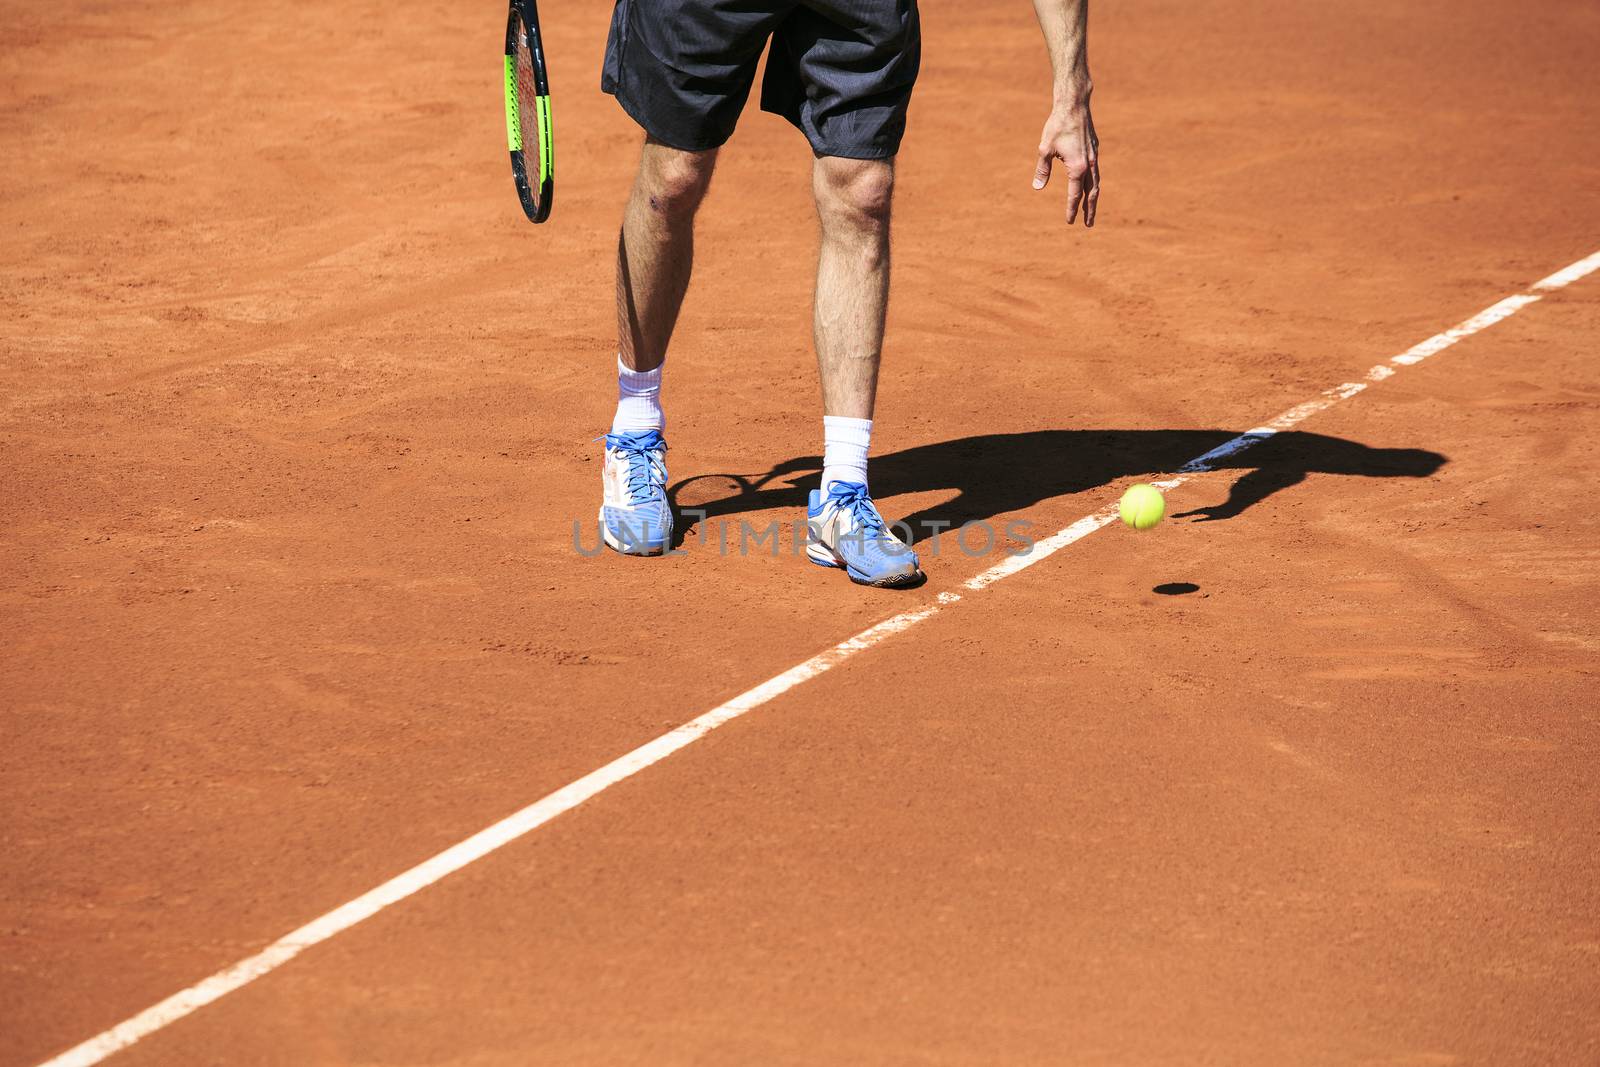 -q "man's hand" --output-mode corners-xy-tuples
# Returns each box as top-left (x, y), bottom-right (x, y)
(1031, 0), (1097, 227)
(1032, 98), (1098, 227)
